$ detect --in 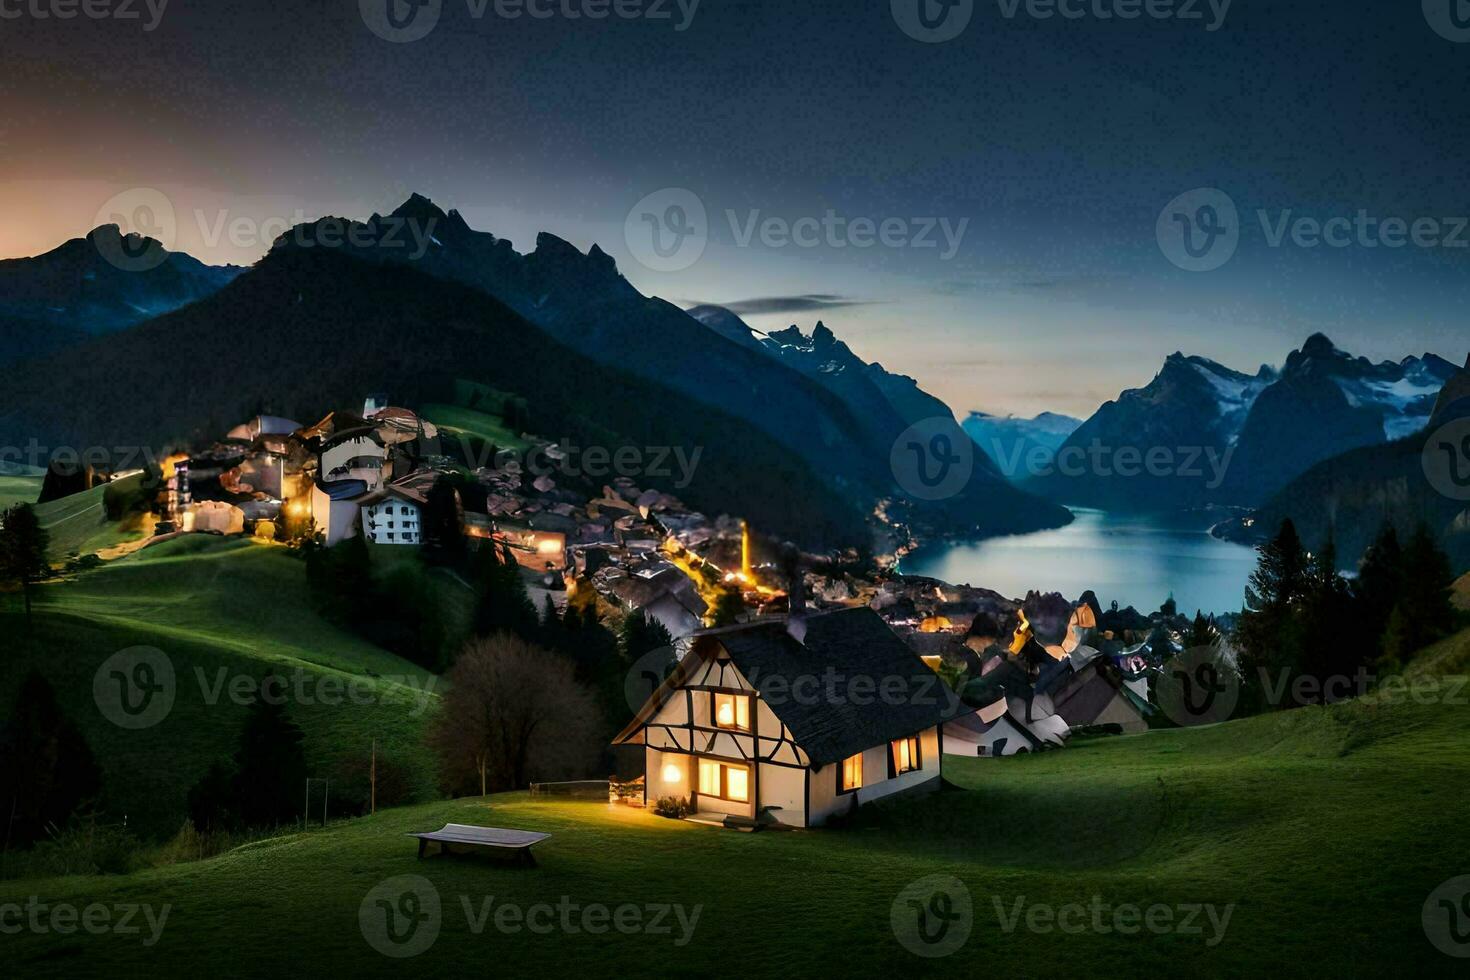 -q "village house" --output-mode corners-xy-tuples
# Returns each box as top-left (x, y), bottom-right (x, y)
(358, 481), (427, 545)
(614, 607), (948, 828)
